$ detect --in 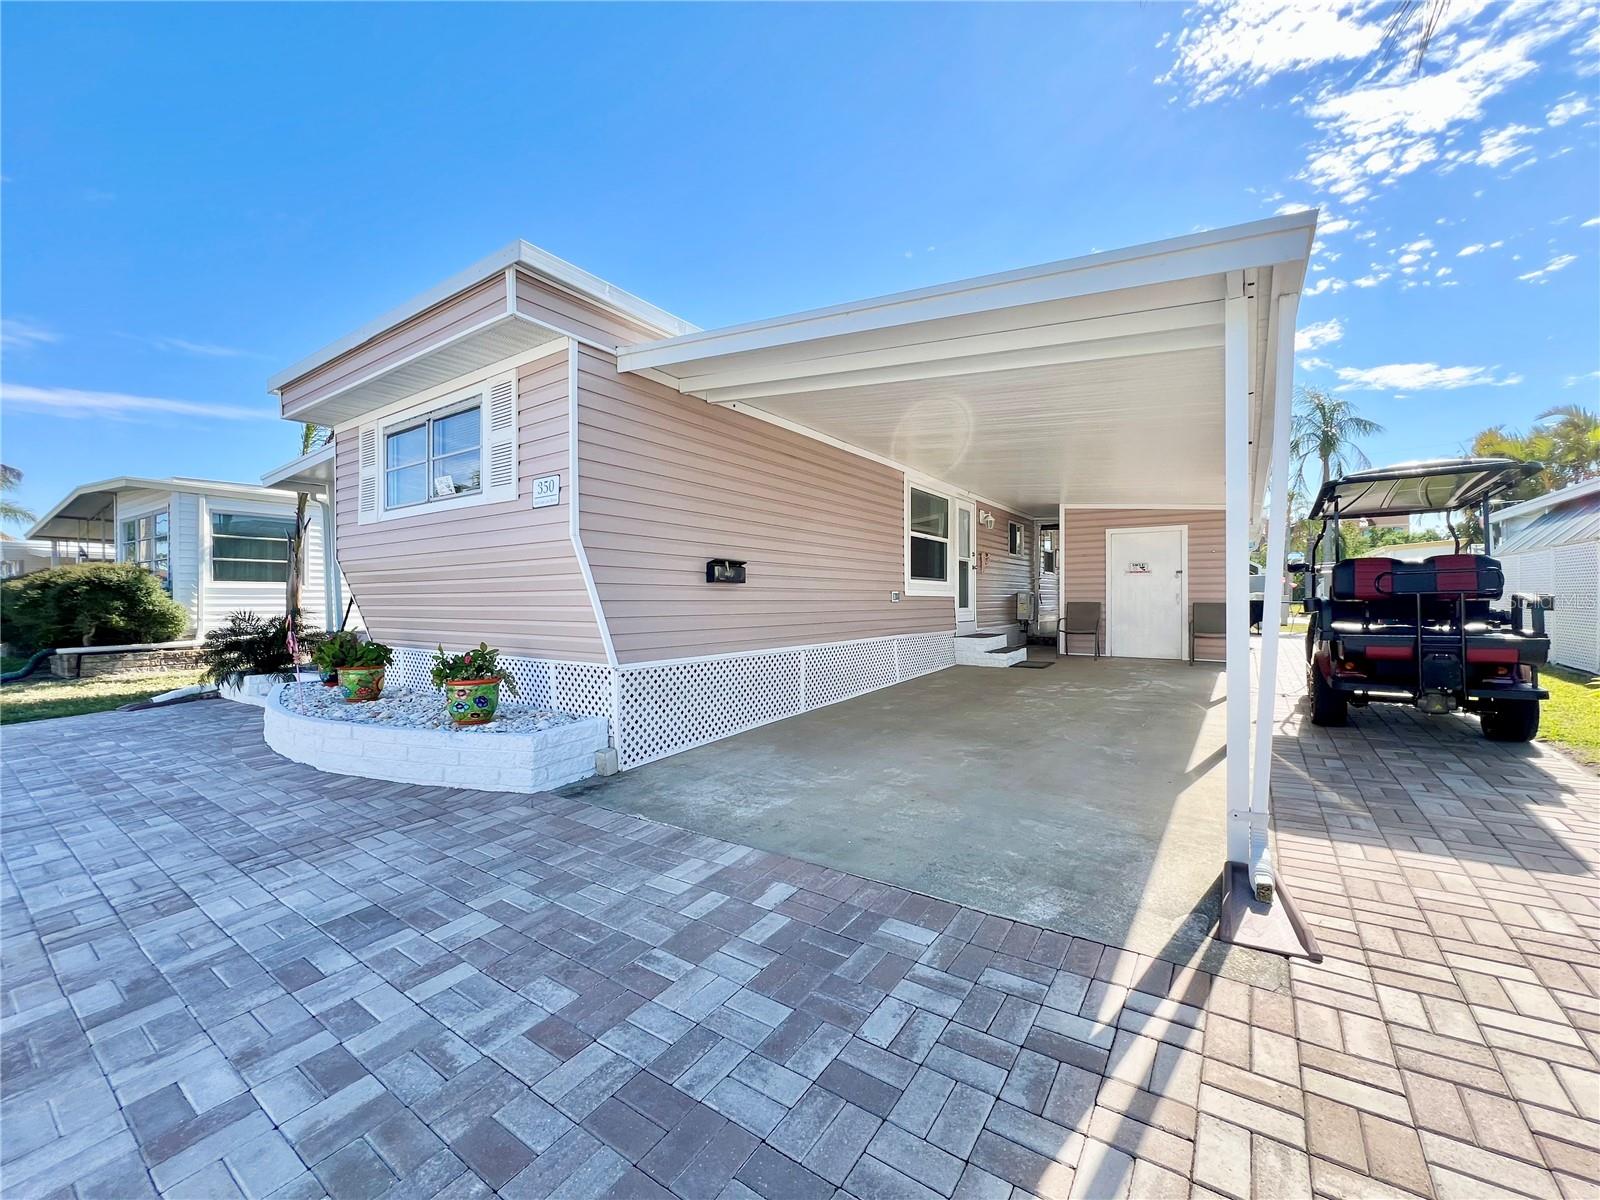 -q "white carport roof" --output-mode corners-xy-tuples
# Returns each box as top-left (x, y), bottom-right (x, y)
(619, 214), (1314, 517)
(27, 476), (298, 541)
